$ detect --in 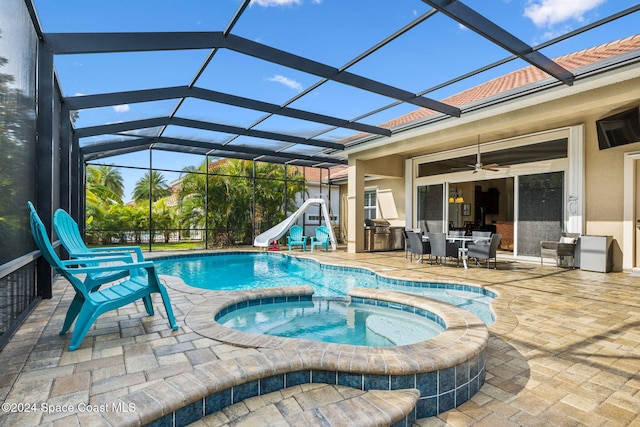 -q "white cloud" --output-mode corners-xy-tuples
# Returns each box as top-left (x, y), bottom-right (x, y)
(524, 0), (606, 27)
(266, 75), (303, 92)
(113, 104), (130, 113)
(251, 0), (302, 7)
